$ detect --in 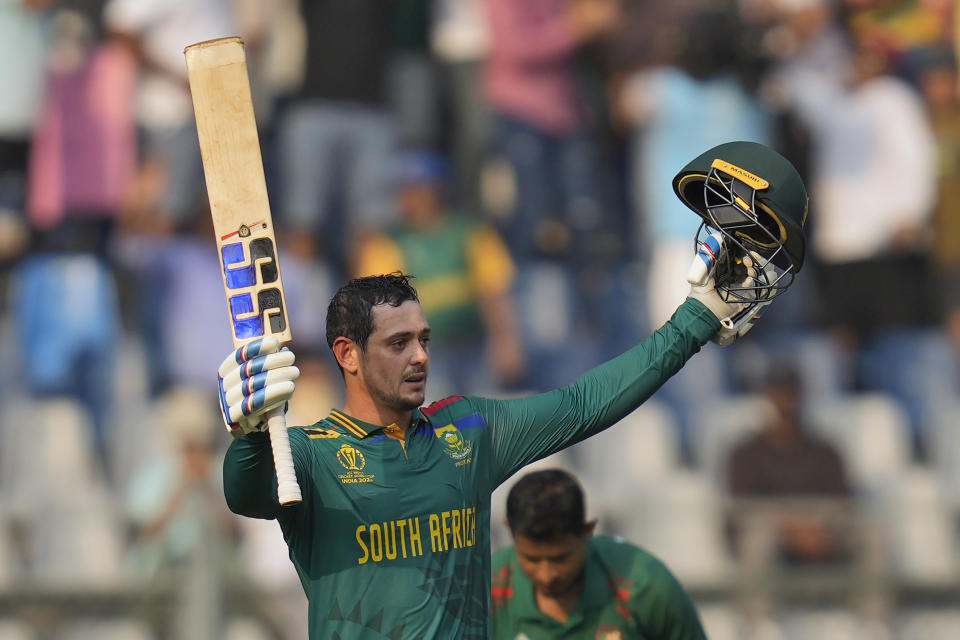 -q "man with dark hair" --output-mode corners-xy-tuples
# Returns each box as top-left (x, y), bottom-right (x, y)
(216, 141), (809, 639)
(725, 361), (852, 565)
(217, 269), (732, 640)
(493, 469), (707, 639)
